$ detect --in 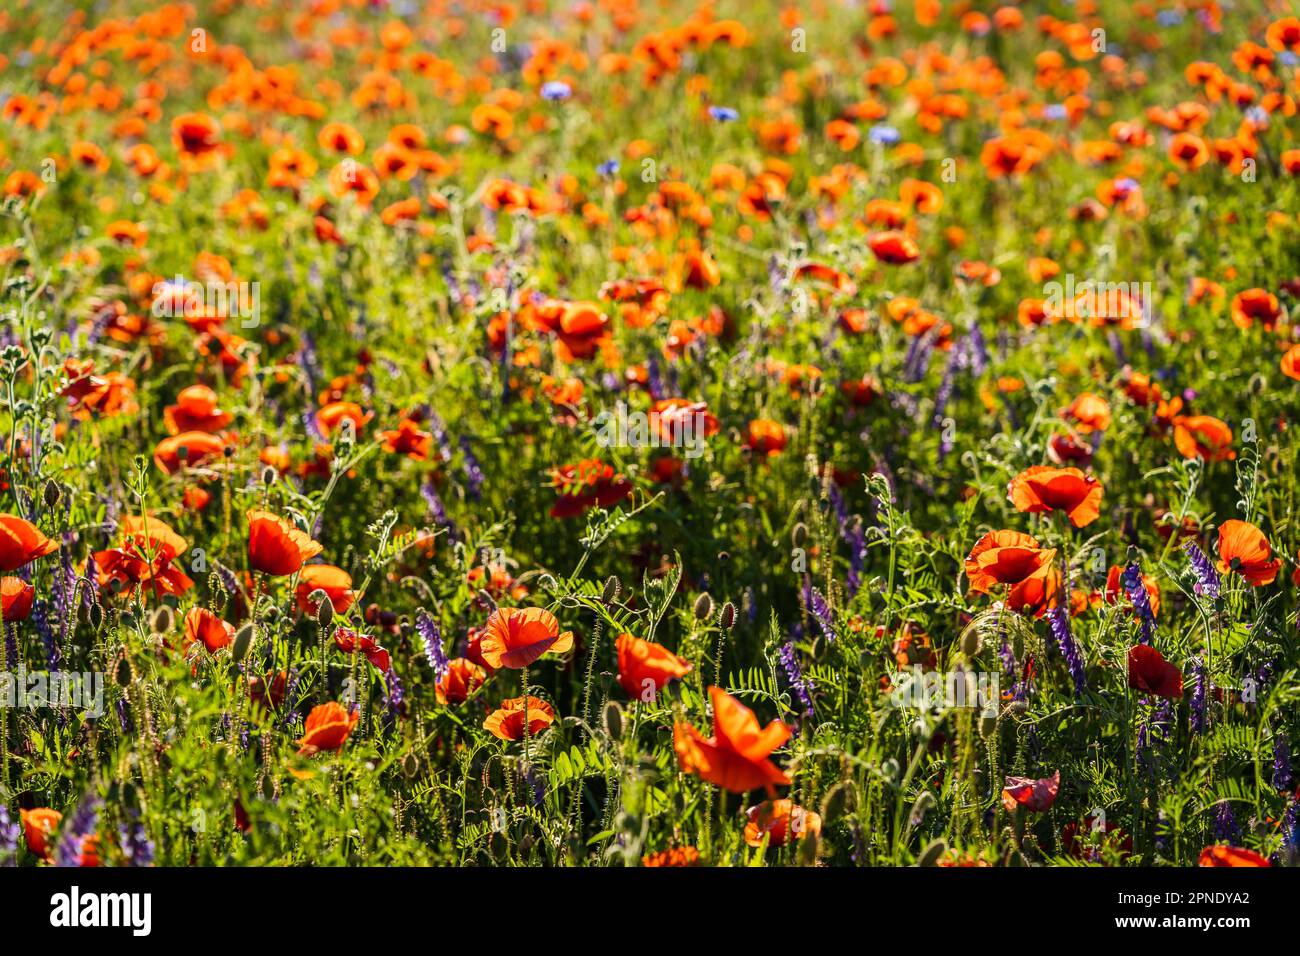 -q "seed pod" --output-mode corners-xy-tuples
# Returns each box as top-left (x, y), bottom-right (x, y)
(150, 604), (175, 635)
(232, 623), (256, 663)
(311, 590), (334, 628)
(718, 601), (737, 631)
(917, 838), (948, 867)
(114, 656), (133, 687)
(693, 592), (713, 620)
(601, 575), (621, 604)
(603, 701), (623, 739)
(42, 479), (61, 510)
